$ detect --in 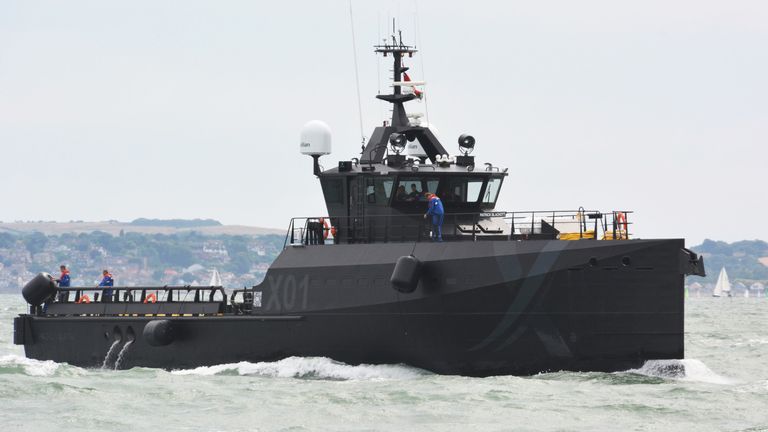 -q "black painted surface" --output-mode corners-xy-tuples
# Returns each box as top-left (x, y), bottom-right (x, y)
(19, 238), (686, 376)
